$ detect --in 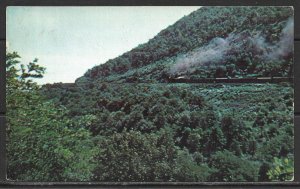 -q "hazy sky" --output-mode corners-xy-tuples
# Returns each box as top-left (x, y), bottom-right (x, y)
(7, 6), (201, 84)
